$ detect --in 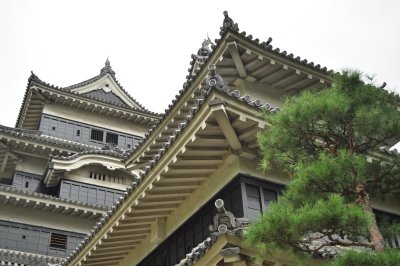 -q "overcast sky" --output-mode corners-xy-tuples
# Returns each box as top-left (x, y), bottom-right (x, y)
(0, 0), (399, 128)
